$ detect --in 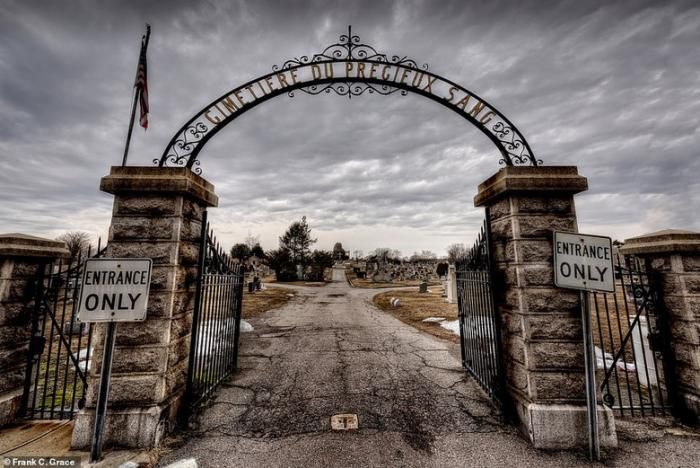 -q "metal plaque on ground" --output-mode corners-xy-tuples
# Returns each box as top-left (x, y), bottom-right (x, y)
(553, 232), (615, 293)
(77, 258), (152, 322)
